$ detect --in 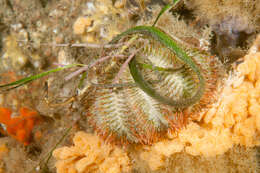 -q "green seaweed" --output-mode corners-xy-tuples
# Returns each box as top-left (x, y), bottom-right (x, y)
(152, 0), (181, 26)
(0, 64), (84, 92)
(111, 25), (205, 108)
